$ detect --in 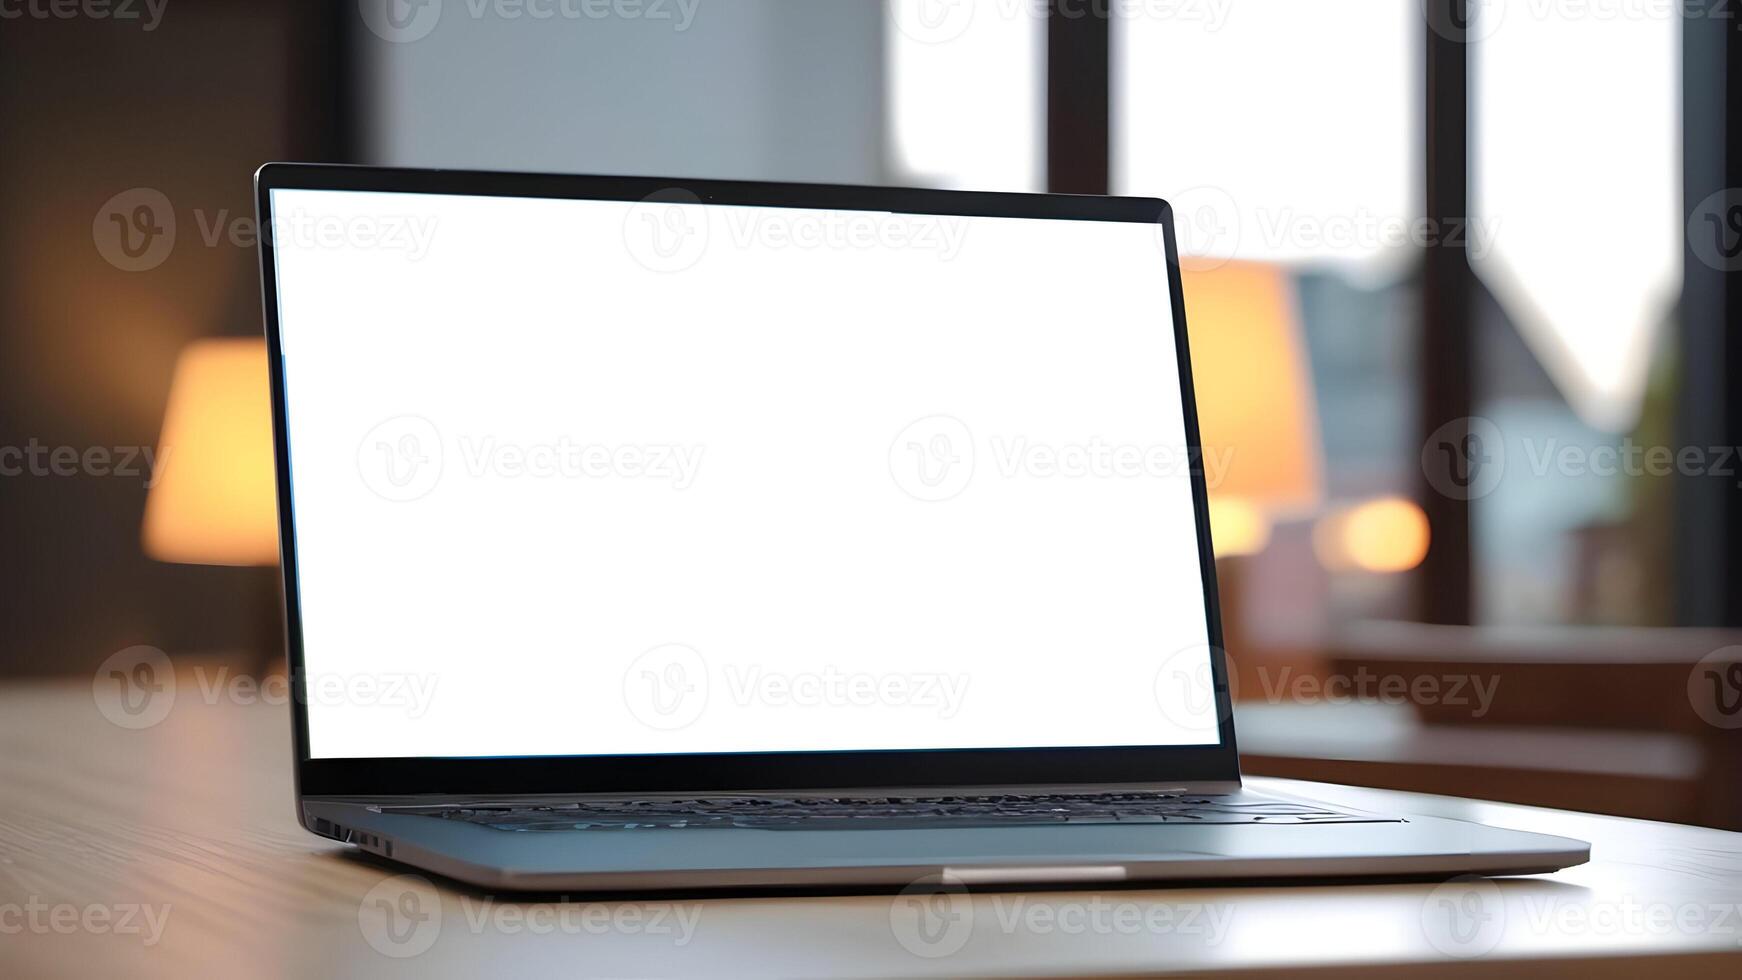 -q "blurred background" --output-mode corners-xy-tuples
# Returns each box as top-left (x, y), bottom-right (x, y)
(3, 0), (1740, 827)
